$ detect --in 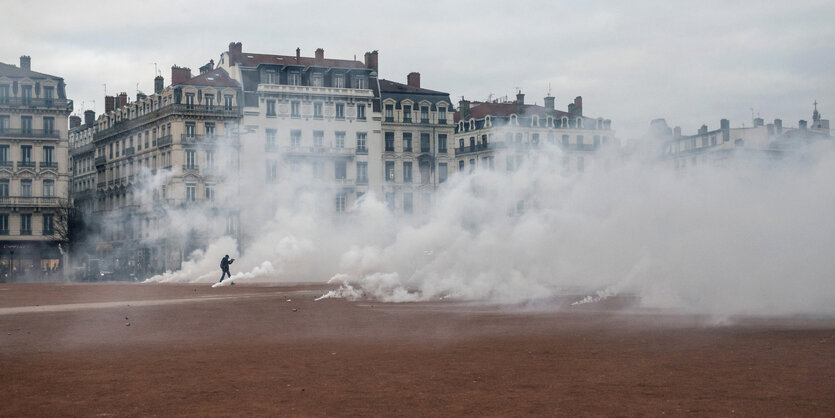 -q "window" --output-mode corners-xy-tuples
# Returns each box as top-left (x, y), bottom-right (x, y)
(353, 77), (367, 89)
(0, 179), (8, 196)
(266, 159), (277, 181)
(21, 85), (32, 104)
(403, 162), (412, 183)
(312, 161), (324, 179)
(403, 106), (412, 123)
(0, 85), (8, 104)
(224, 95), (234, 110)
(385, 132), (395, 152)
(439, 107), (447, 124)
(313, 131), (324, 147)
(459, 160), (465, 172)
(0, 115), (8, 133)
(594, 135), (601, 148)
(185, 122), (196, 138)
(335, 131), (345, 148)
(333, 74), (344, 88)
(385, 105), (394, 122)
(291, 101), (300, 117)
(262, 69), (276, 84)
(313, 102), (323, 118)
(186, 150), (196, 169)
(186, 183), (196, 201)
(577, 135), (584, 146)
(291, 130), (301, 148)
(288, 72), (300, 86)
(43, 179), (54, 197)
(421, 106), (429, 123)
(335, 161), (346, 180)
(205, 184), (215, 201)
(356, 162), (368, 184)
(403, 192), (413, 214)
(335, 193), (346, 213)
(562, 135), (569, 146)
(266, 100), (276, 116)
(356, 132), (367, 152)
(438, 134), (447, 153)
(266, 129), (277, 151)
(439, 163), (448, 183)
(43, 86), (54, 104)
(386, 192), (395, 210)
(20, 146), (32, 166)
(469, 159), (475, 173)
(20, 214), (31, 235)
(385, 161), (395, 182)
(335, 103), (345, 119)
(185, 93), (195, 109)
(356, 104), (366, 120)
(421, 133), (430, 153)
(206, 150), (215, 168)
(532, 133), (539, 145)
(205, 94), (214, 109)
(21, 116), (32, 134)
(403, 133), (412, 152)
(311, 73), (323, 87)
(43, 117), (54, 135)
(0, 214), (7, 234)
